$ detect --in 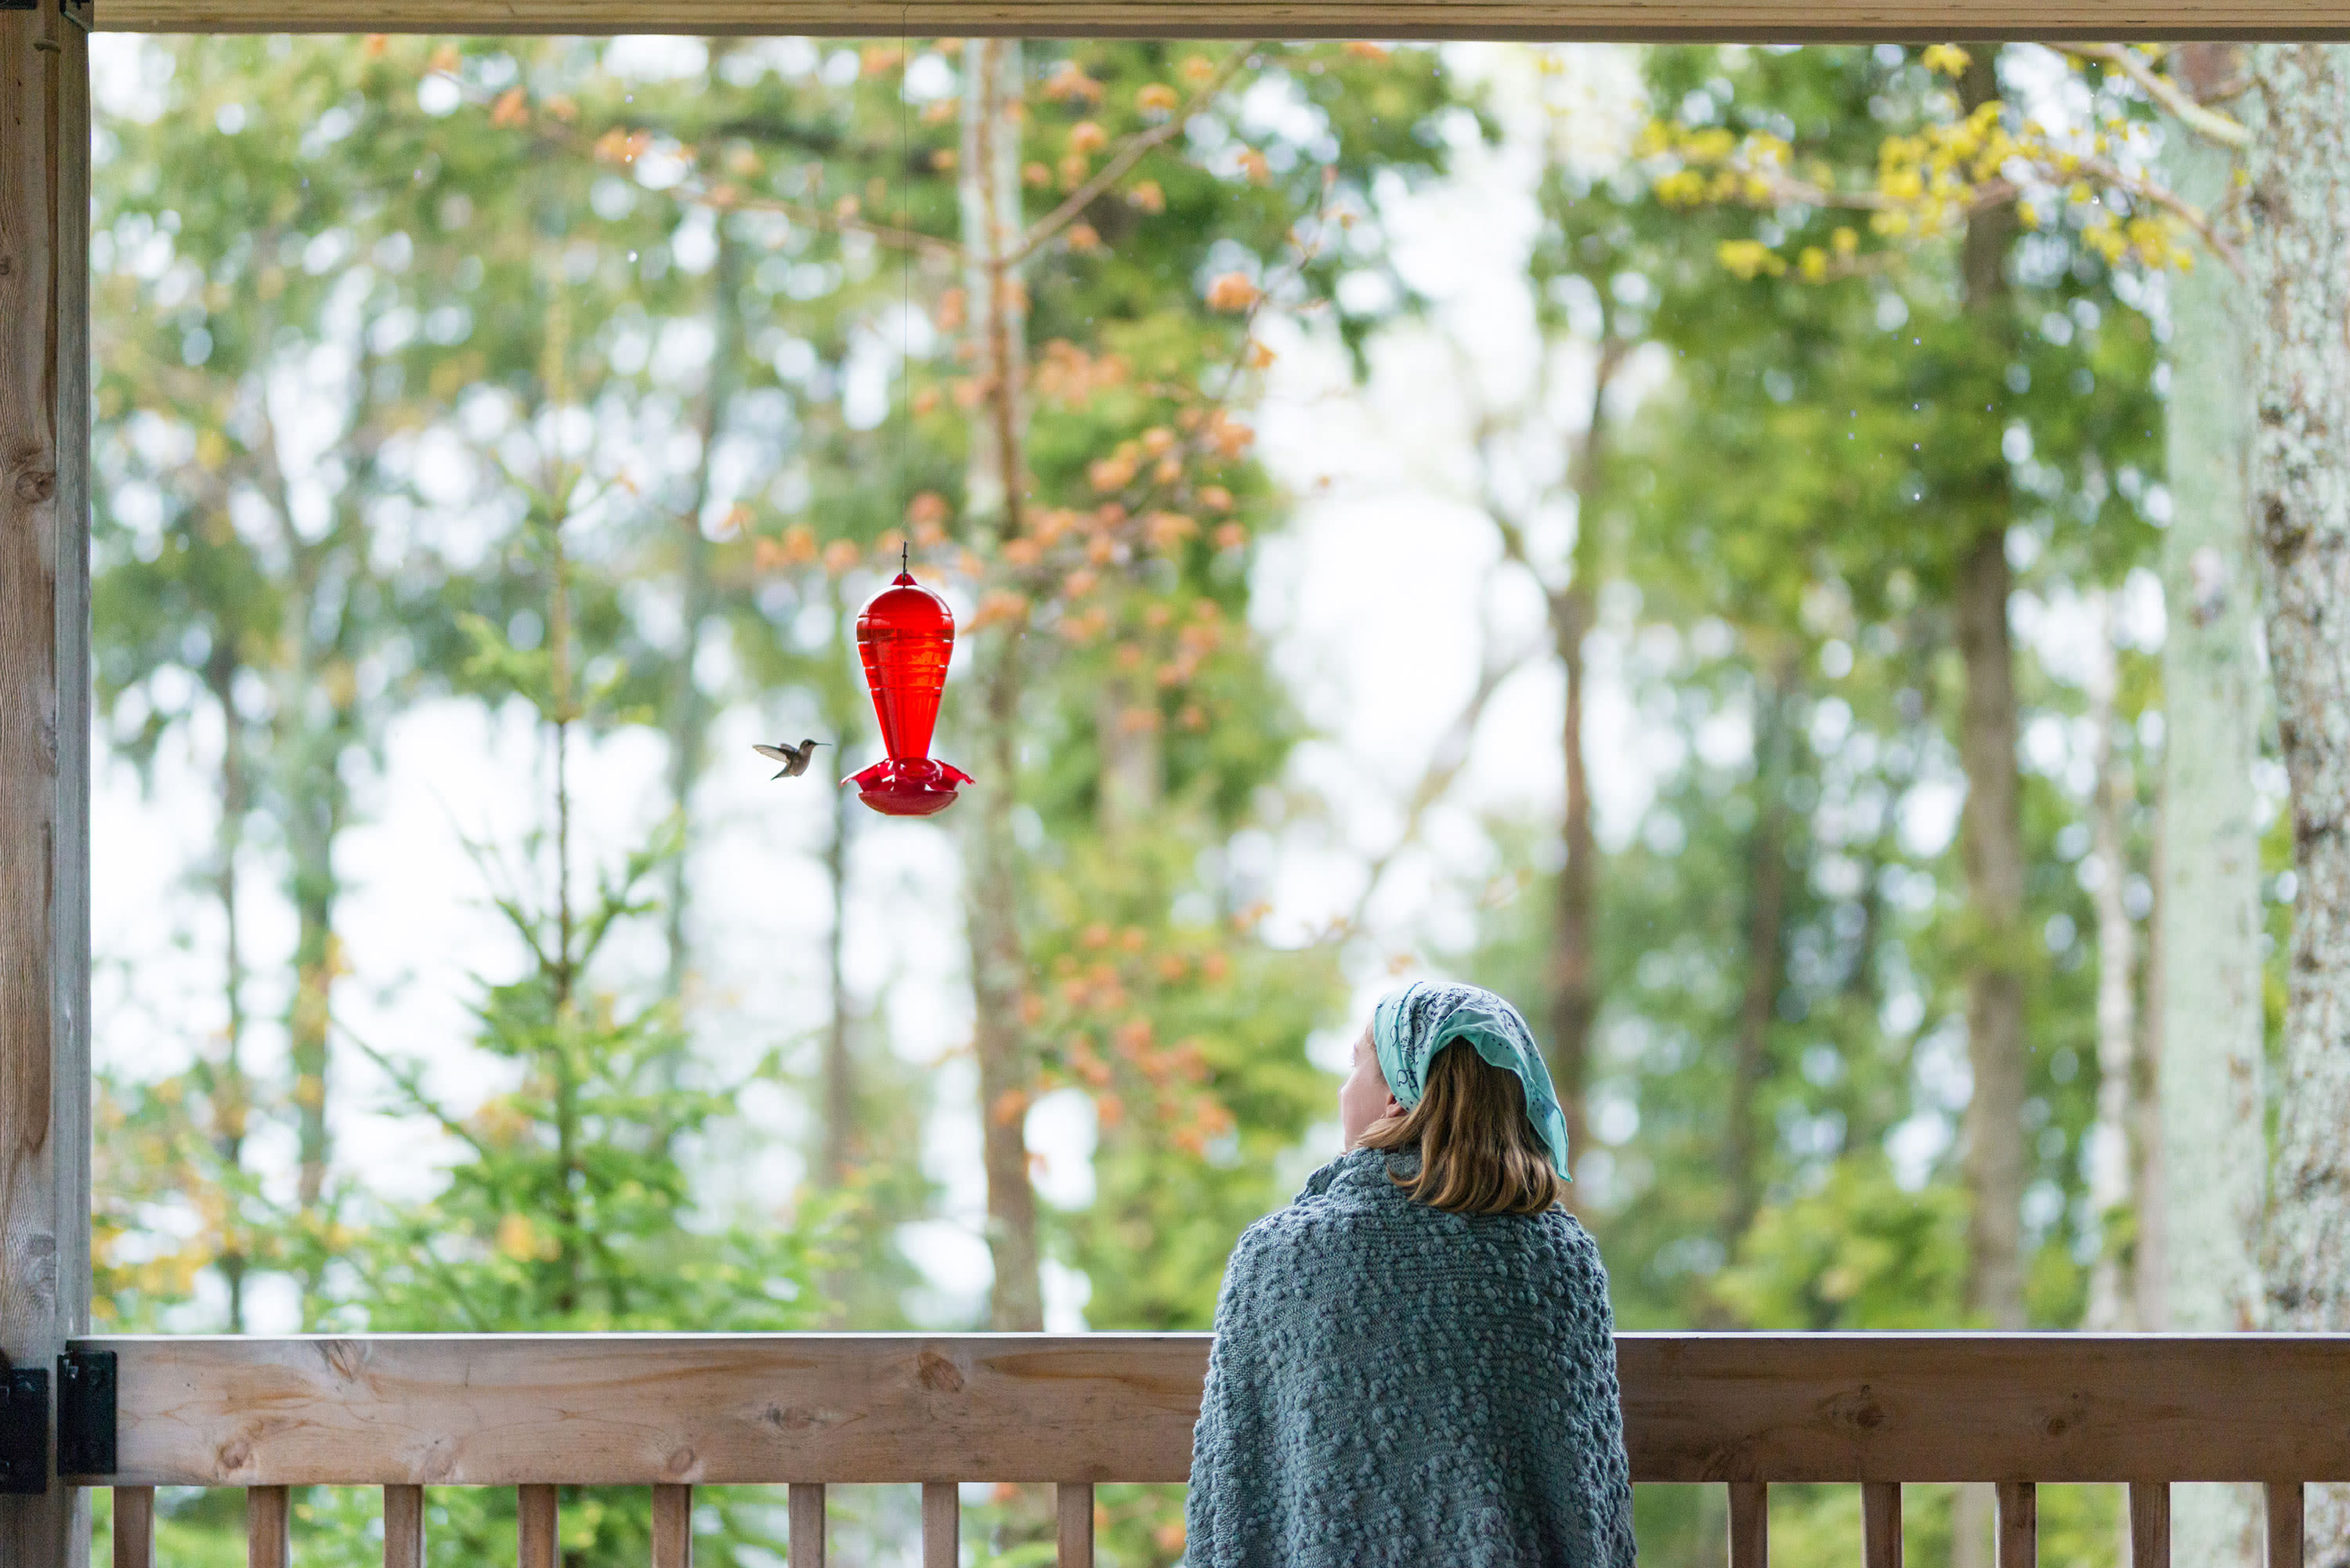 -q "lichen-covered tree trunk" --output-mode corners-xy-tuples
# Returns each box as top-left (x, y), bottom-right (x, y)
(284, 710), (352, 1215)
(2082, 593), (2139, 1332)
(2159, 46), (2267, 1568)
(1954, 53), (2028, 1340)
(959, 36), (1044, 1333)
(1950, 56), (2029, 1568)
(1543, 341), (1618, 1189)
(2248, 42), (2350, 1568)
(202, 648), (254, 1332)
(1548, 576), (1596, 1172)
(663, 224), (745, 1001)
